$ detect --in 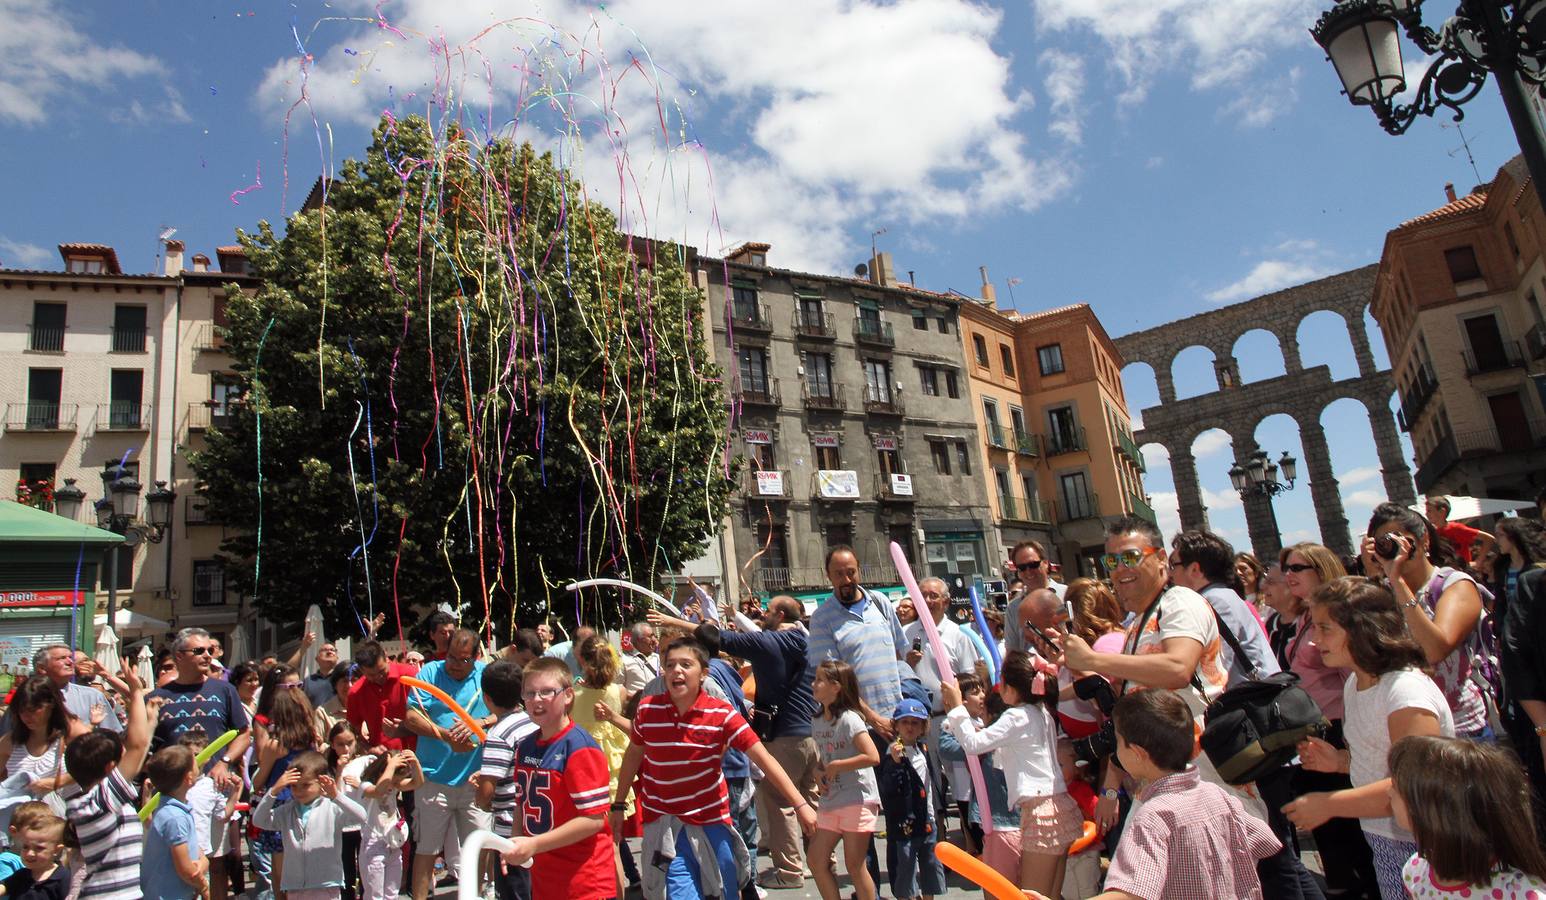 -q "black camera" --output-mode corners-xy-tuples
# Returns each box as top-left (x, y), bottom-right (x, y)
(1071, 675), (1120, 765)
(1074, 674), (1117, 715)
(1374, 533), (1404, 561)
